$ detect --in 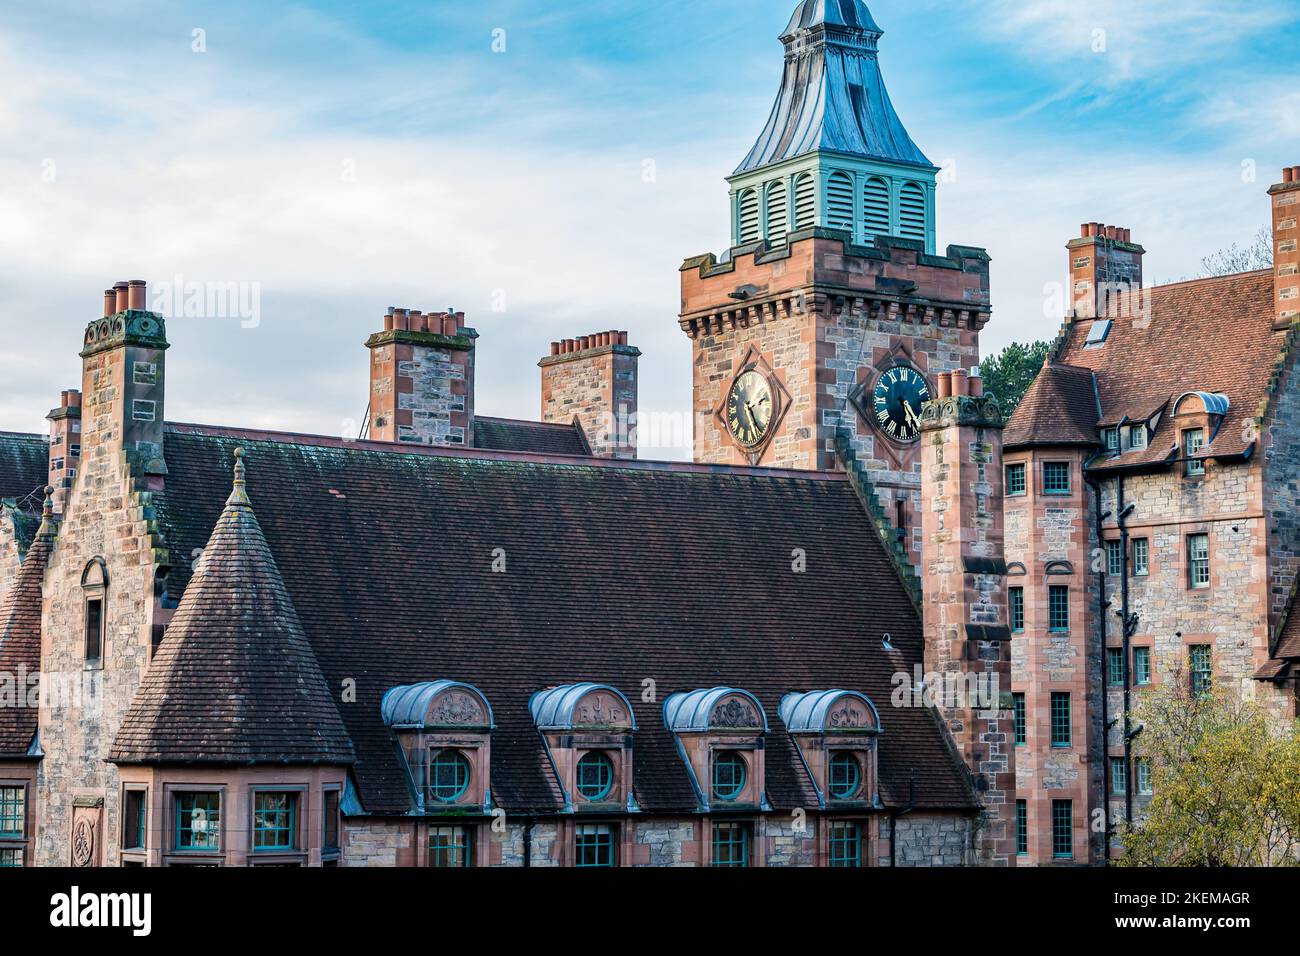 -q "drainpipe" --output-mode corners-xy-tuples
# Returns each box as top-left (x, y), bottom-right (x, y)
(1088, 474), (1110, 863)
